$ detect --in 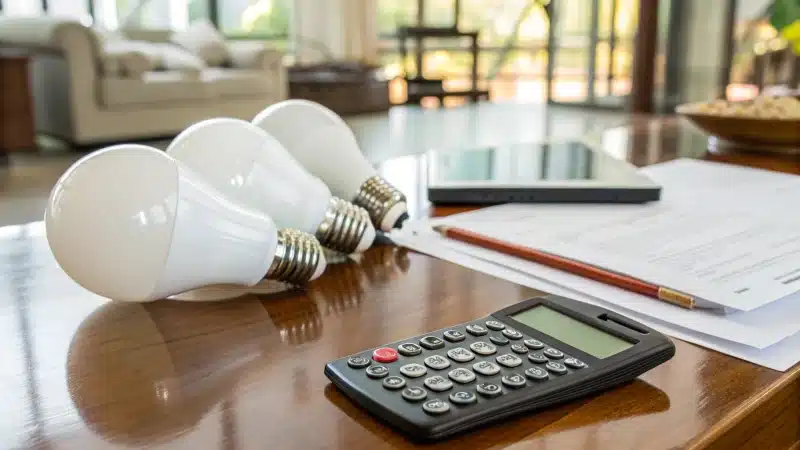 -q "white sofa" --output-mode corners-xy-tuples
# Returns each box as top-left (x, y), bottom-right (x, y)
(0, 17), (287, 145)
